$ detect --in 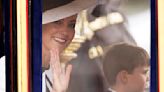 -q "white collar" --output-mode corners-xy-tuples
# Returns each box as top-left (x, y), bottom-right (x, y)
(108, 88), (117, 92)
(0, 56), (5, 62)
